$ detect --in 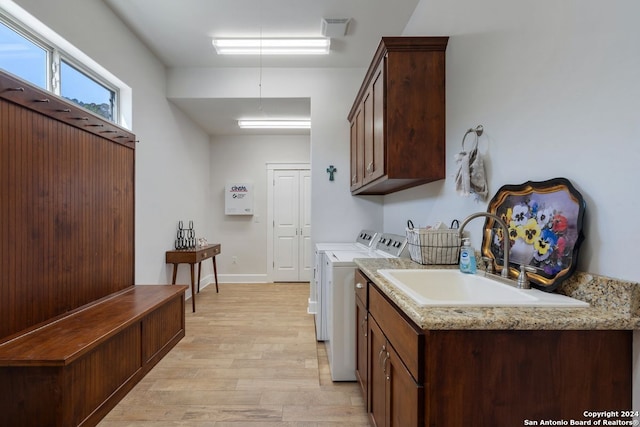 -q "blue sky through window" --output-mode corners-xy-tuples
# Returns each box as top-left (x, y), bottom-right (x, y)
(0, 21), (46, 88)
(0, 20), (114, 115)
(60, 60), (113, 106)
